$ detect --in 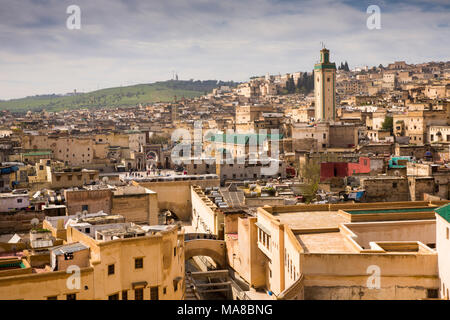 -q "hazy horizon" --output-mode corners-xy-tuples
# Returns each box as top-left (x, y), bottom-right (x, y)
(1, 0), (449, 100)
